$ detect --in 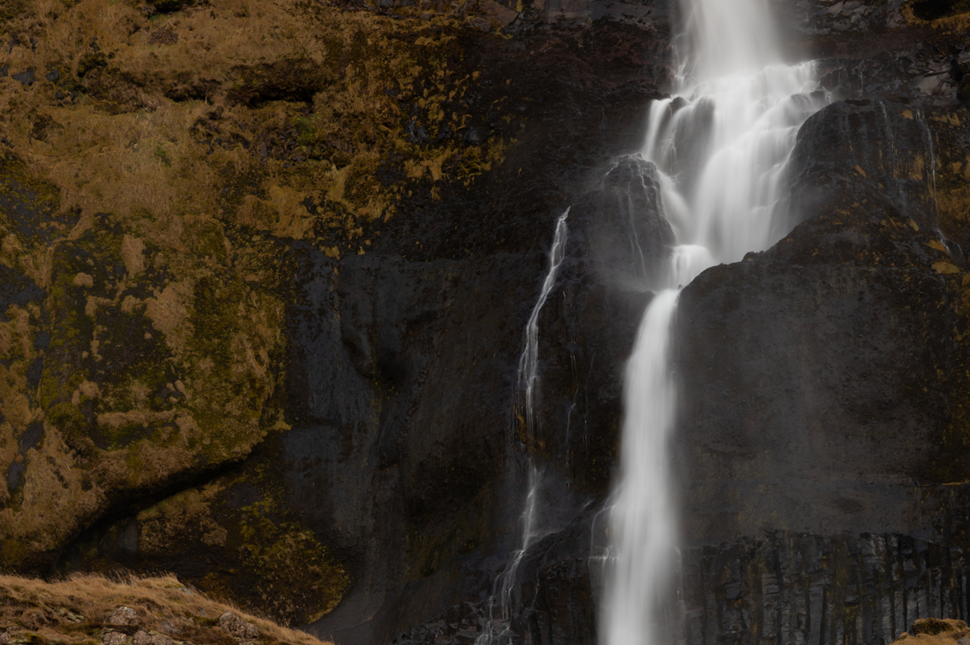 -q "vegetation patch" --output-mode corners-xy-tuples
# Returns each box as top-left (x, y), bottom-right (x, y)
(0, 573), (332, 645)
(58, 463), (350, 626)
(0, 0), (516, 259)
(894, 618), (969, 645)
(905, 0), (970, 28)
